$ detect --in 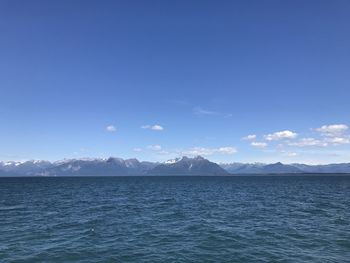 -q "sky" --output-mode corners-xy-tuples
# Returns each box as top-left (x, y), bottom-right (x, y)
(1, 0), (350, 164)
